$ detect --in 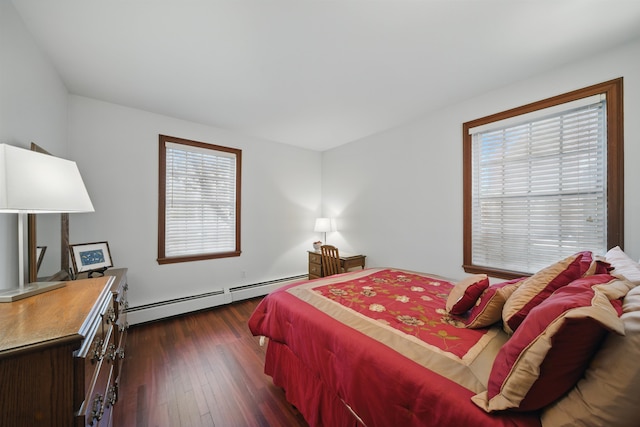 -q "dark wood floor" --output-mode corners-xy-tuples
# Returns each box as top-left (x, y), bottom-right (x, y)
(113, 297), (308, 427)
